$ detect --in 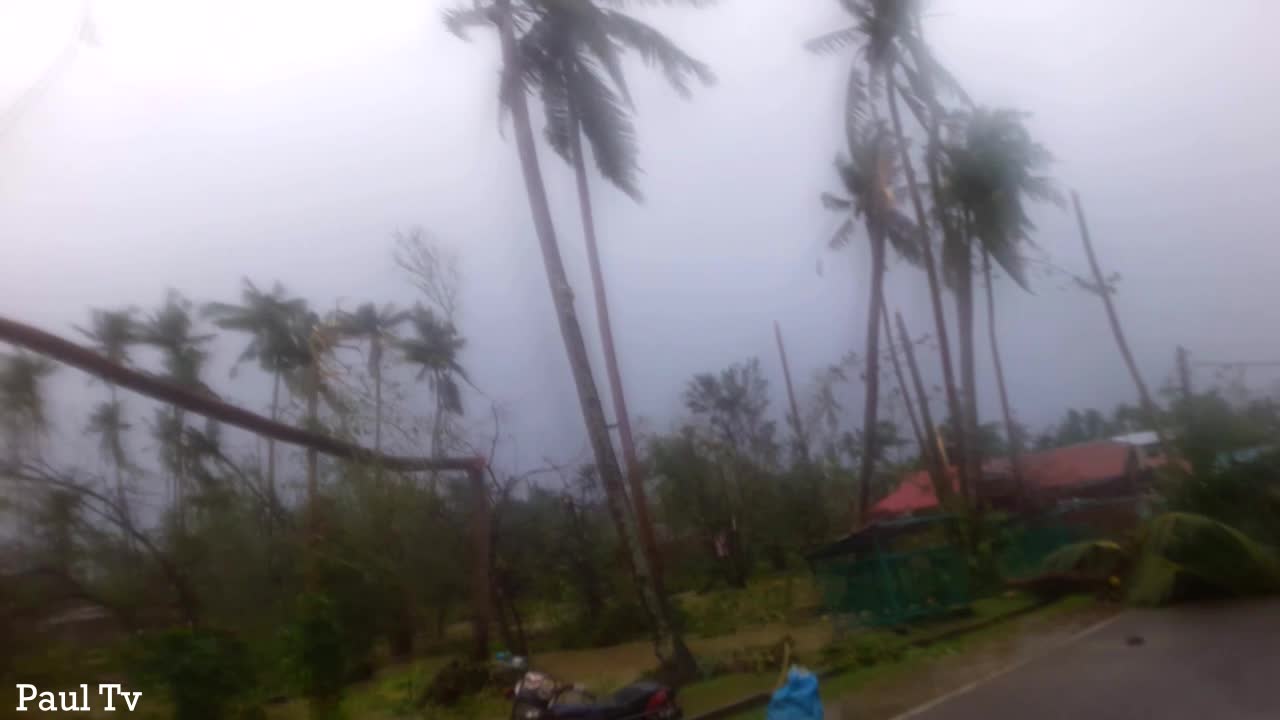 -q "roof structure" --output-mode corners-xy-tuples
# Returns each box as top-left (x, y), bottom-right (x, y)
(869, 440), (1137, 520)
